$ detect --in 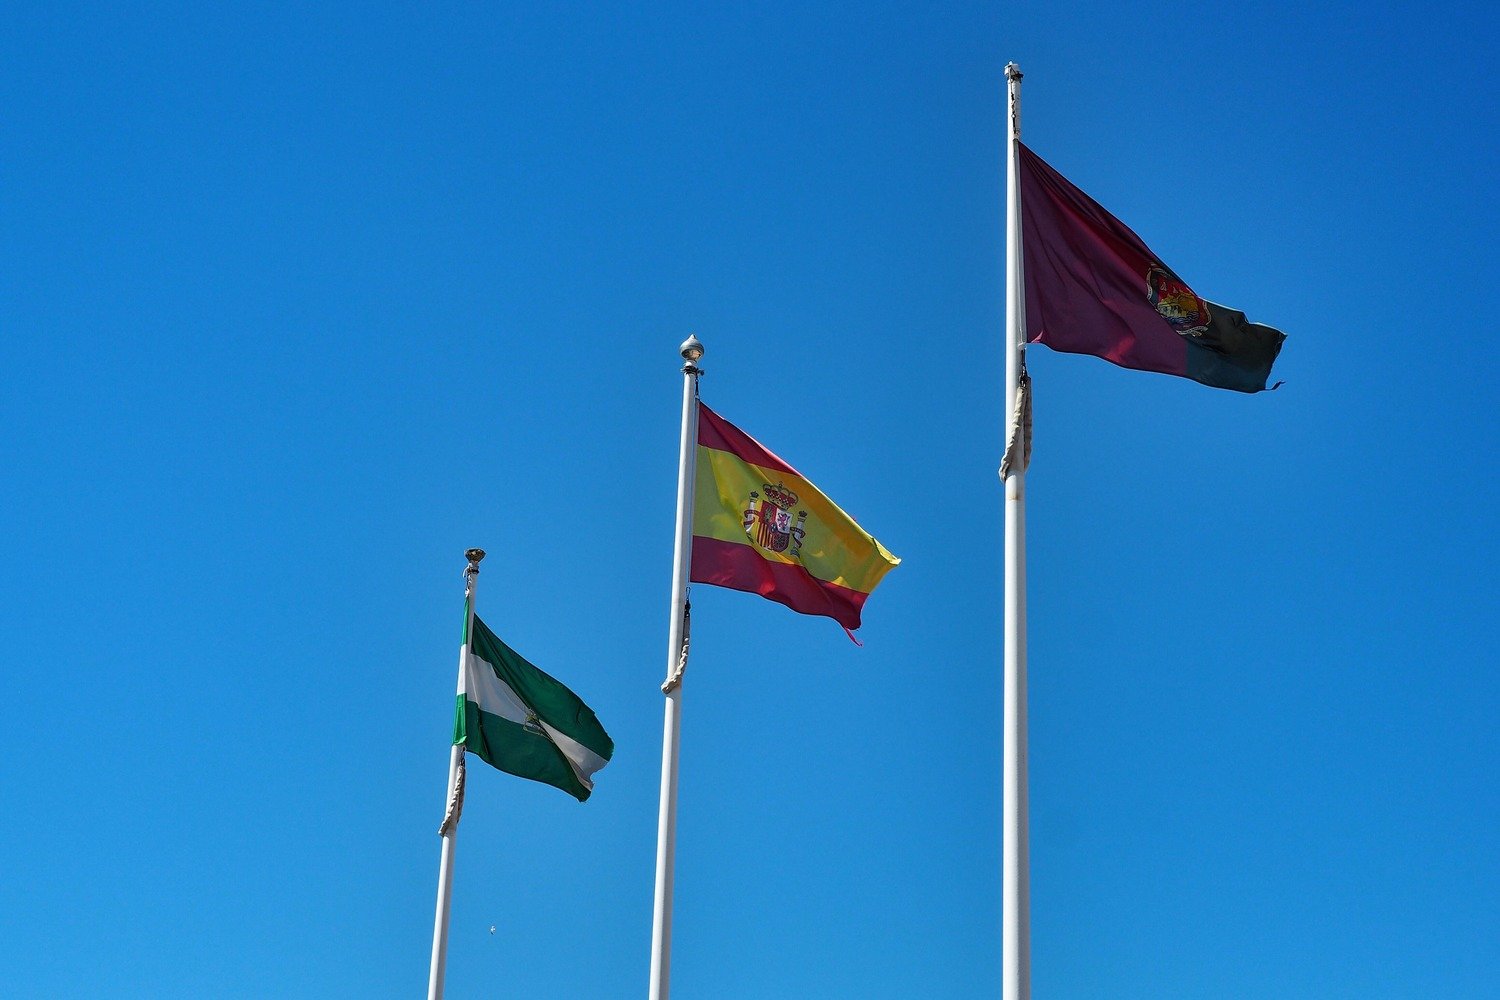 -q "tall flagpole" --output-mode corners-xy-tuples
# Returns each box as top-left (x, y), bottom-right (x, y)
(1001, 62), (1031, 1000)
(427, 547), (485, 1000)
(649, 335), (704, 1000)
